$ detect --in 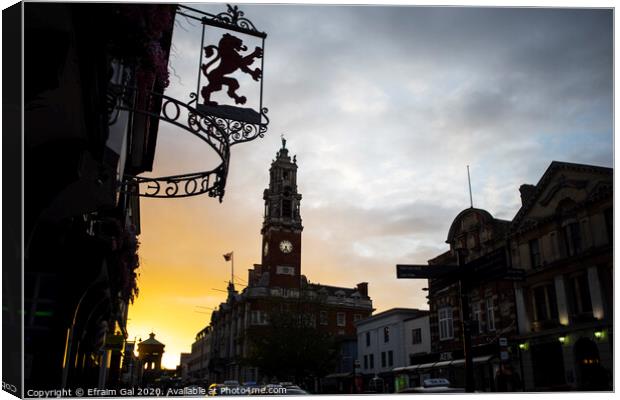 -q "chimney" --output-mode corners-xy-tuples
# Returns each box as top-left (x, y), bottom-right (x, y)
(356, 282), (368, 297)
(519, 184), (536, 206)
